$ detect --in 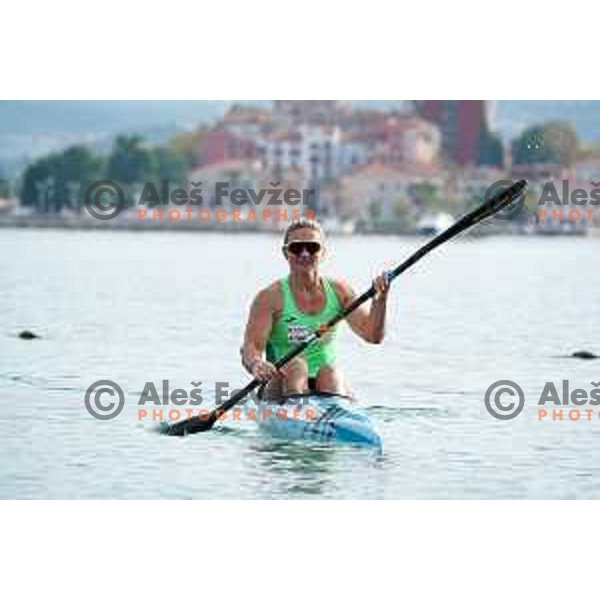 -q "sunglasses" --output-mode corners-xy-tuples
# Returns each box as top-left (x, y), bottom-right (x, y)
(285, 241), (322, 255)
